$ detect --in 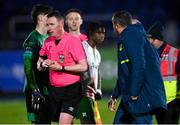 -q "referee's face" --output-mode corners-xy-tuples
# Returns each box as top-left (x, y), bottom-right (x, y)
(47, 16), (64, 38)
